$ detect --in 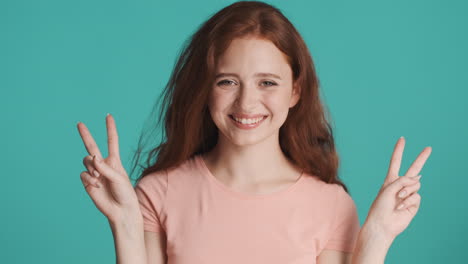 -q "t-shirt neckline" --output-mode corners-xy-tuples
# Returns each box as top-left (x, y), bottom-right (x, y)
(195, 154), (305, 200)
